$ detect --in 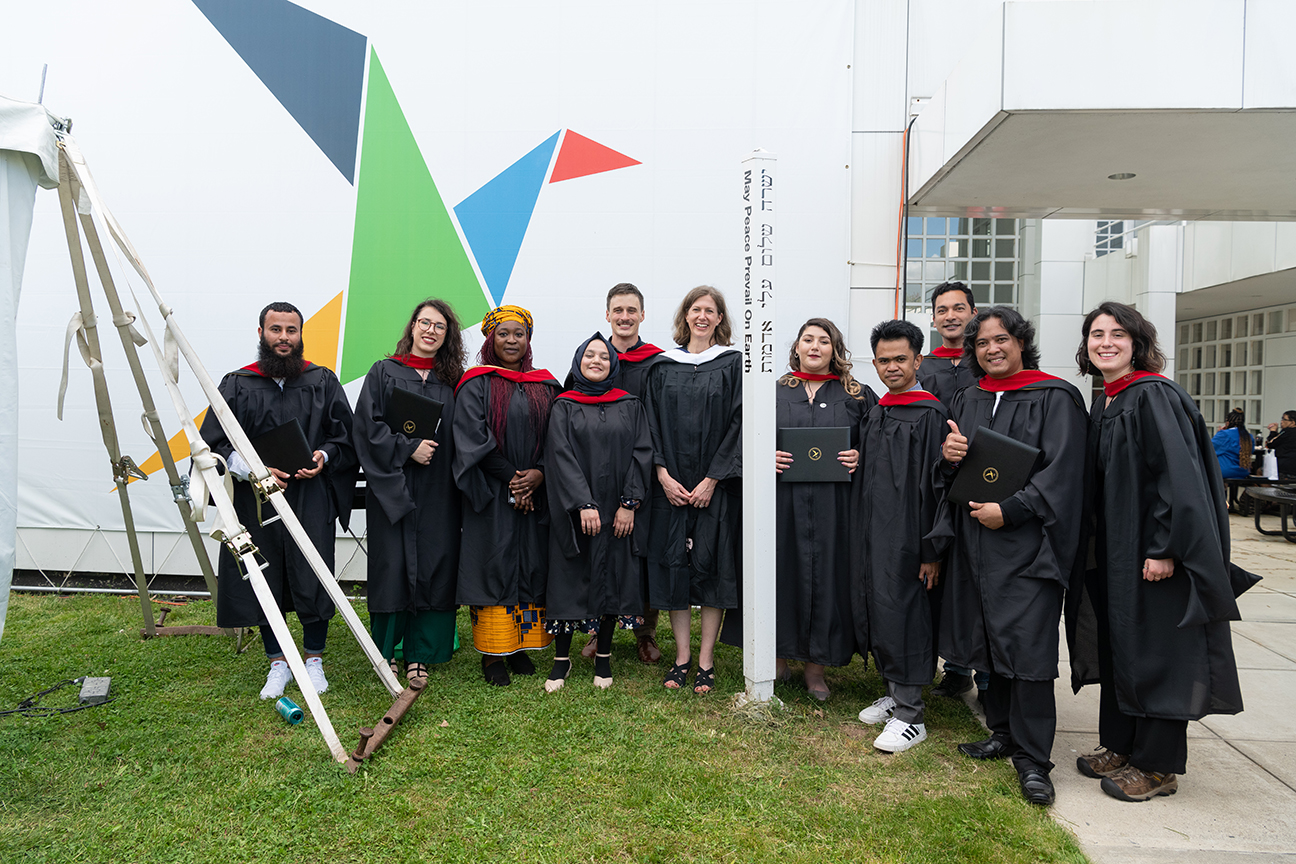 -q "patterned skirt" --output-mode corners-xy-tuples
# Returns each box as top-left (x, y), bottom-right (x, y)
(544, 615), (644, 636)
